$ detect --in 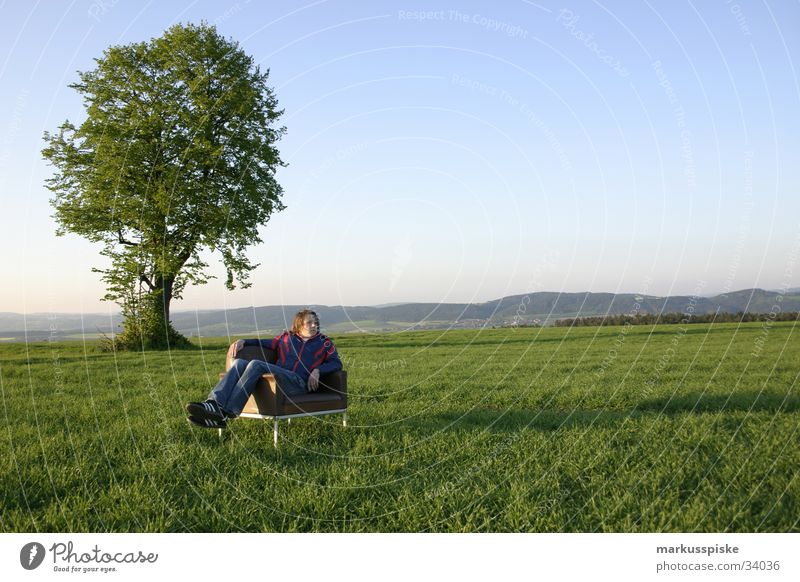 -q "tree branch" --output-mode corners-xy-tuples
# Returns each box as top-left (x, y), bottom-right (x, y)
(118, 230), (138, 246)
(139, 273), (155, 291)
